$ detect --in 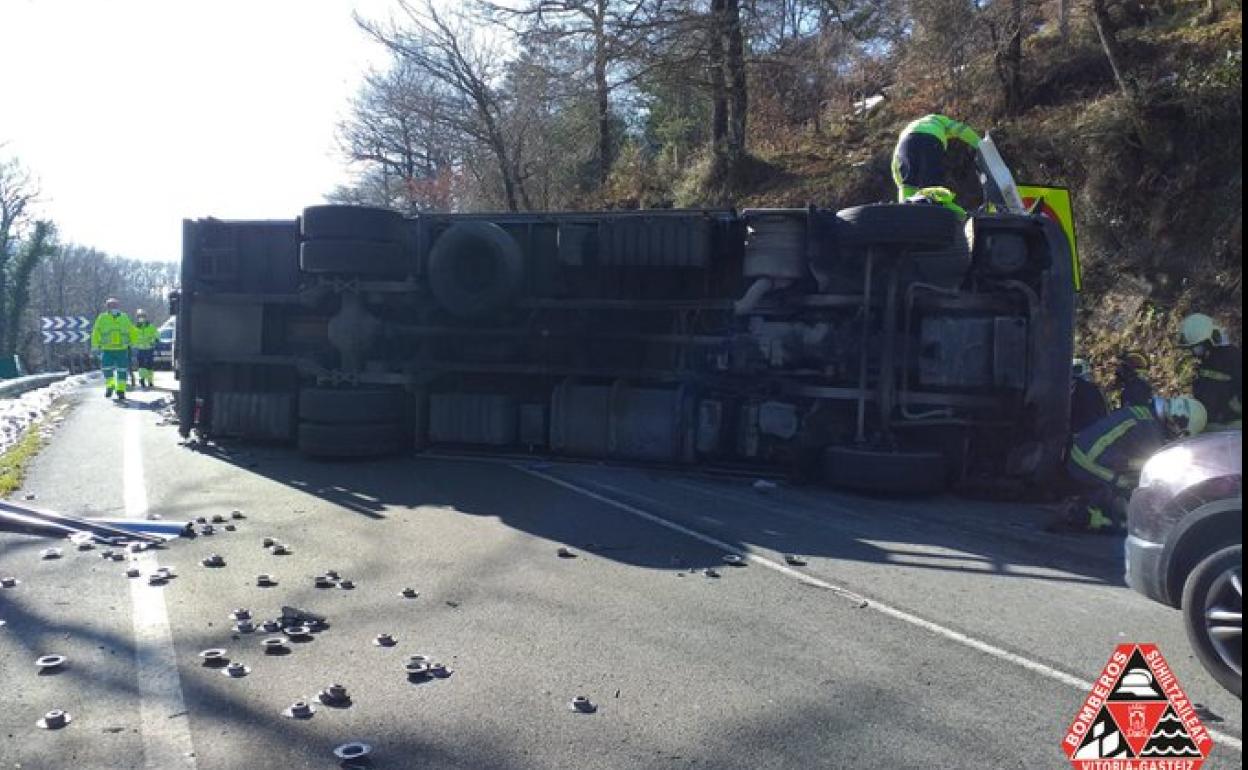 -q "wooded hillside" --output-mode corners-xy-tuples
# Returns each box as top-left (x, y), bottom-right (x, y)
(337, 0), (1242, 393)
